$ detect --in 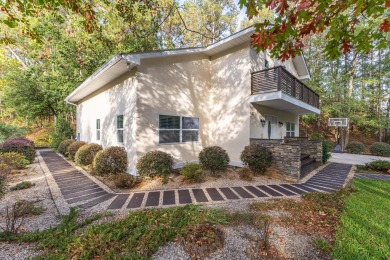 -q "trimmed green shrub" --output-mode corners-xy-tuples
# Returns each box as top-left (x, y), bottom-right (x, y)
(50, 116), (74, 148)
(112, 172), (140, 189)
(58, 139), (75, 156)
(181, 163), (203, 183)
(346, 141), (365, 154)
(237, 167), (253, 181)
(11, 181), (35, 191)
(0, 152), (29, 169)
(240, 144), (272, 175)
(93, 146), (128, 175)
(0, 137), (35, 163)
(67, 141), (87, 161)
(311, 134), (332, 163)
(370, 142), (390, 157)
(0, 122), (27, 142)
(364, 160), (390, 173)
(75, 143), (103, 166)
(199, 146), (230, 175)
(136, 151), (174, 179)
